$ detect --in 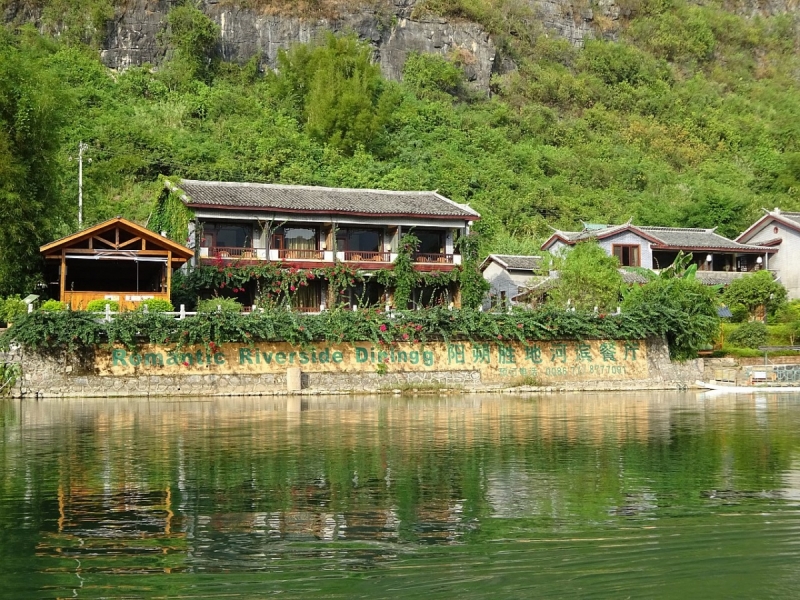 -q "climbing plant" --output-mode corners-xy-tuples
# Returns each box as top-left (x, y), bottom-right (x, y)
(456, 232), (489, 310)
(150, 178), (196, 244)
